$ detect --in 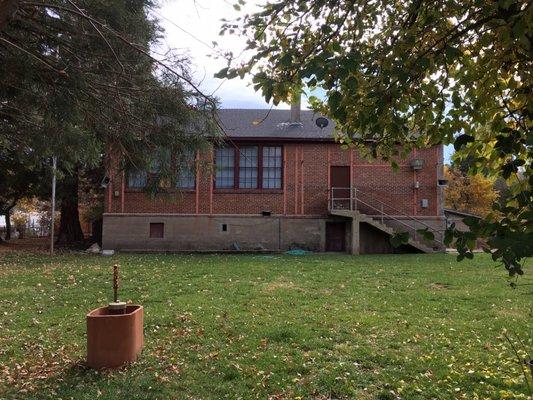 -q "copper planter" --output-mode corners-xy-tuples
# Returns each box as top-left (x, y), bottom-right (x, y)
(86, 305), (144, 369)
